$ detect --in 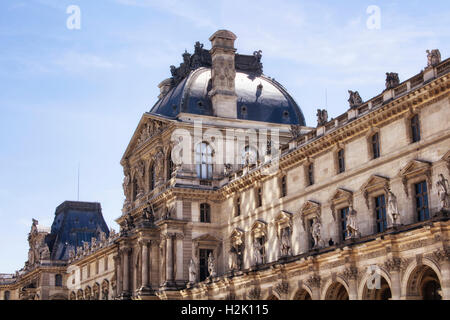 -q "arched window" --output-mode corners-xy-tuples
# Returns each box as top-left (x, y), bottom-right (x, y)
(200, 203), (211, 223)
(195, 142), (213, 180)
(55, 274), (63, 287)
